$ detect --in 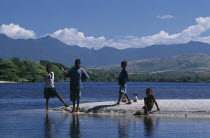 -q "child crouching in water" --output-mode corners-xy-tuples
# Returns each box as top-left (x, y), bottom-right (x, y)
(37, 65), (69, 112)
(136, 88), (160, 115)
